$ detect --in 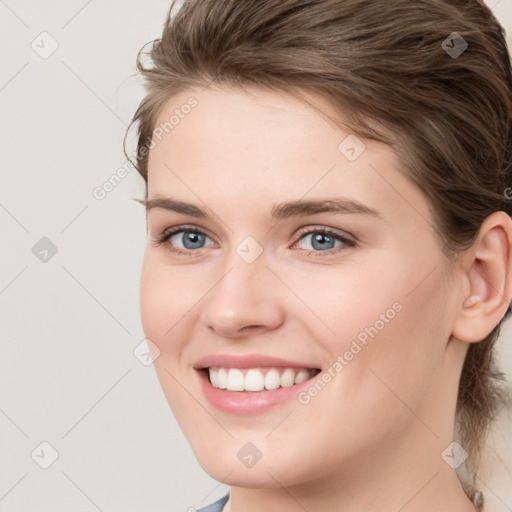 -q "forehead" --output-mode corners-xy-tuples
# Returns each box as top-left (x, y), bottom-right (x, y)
(146, 85), (431, 227)
(149, 85), (345, 166)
